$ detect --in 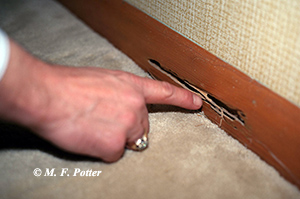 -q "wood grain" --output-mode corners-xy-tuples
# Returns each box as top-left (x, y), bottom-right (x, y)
(58, 0), (300, 187)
